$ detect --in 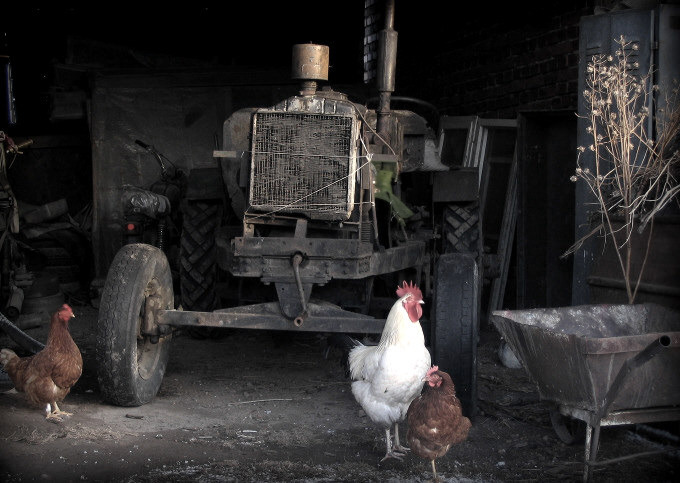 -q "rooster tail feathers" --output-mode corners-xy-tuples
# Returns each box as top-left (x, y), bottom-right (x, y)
(325, 334), (363, 378)
(347, 344), (374, 381)
(326, 333), (361, 352)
